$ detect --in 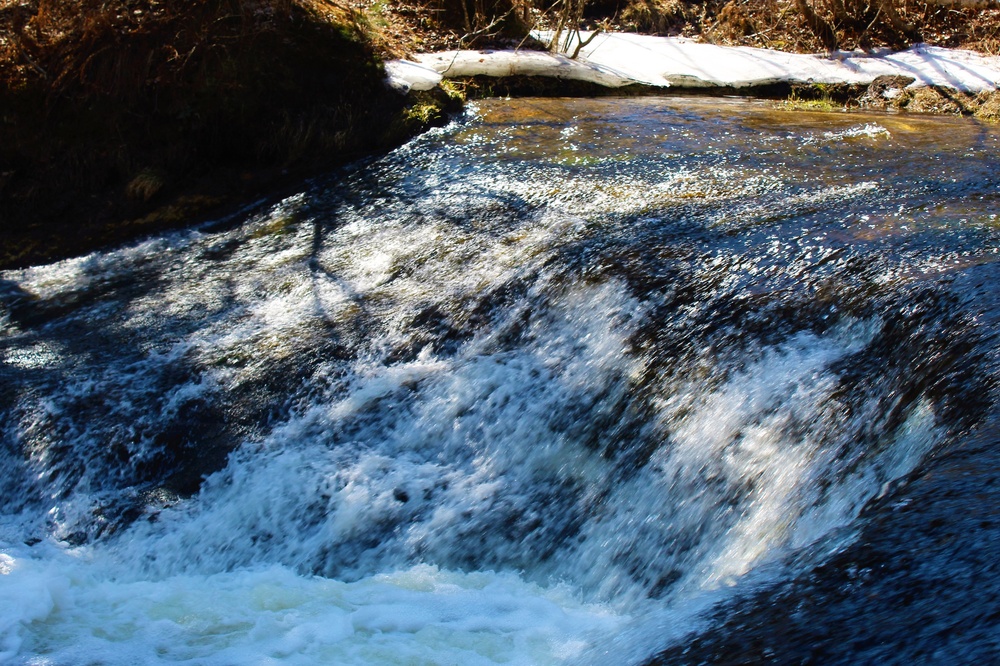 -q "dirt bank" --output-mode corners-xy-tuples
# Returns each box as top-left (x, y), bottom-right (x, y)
(0, 0), (457, 270)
